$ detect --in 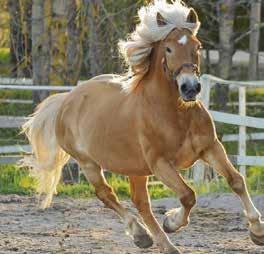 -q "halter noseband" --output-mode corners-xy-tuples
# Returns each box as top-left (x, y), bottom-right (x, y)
(162, 57), (200, 81)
